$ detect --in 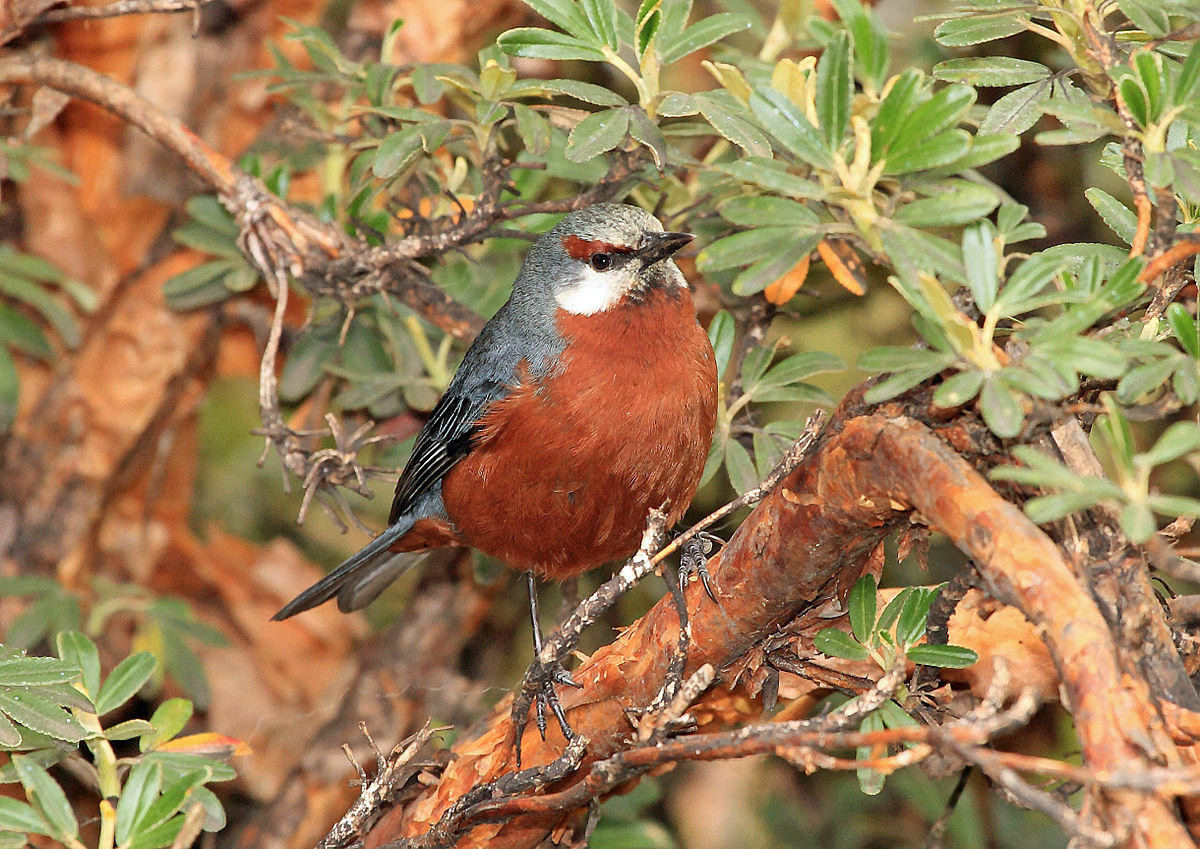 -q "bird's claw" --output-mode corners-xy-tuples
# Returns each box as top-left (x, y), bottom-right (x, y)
(512, 656), (581, 767)
(679, 531), (723, 603)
